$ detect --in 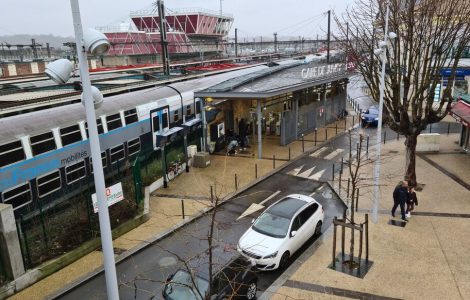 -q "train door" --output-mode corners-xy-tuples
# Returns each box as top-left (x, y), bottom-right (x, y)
(150, 106), (170, 150)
